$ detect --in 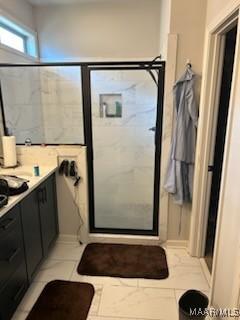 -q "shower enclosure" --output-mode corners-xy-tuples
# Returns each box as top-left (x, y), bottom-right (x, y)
(0, 61), (165, 236)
